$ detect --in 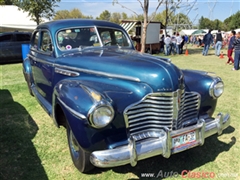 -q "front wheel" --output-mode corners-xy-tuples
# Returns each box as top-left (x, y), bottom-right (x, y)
(66, 123), (94, 173)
